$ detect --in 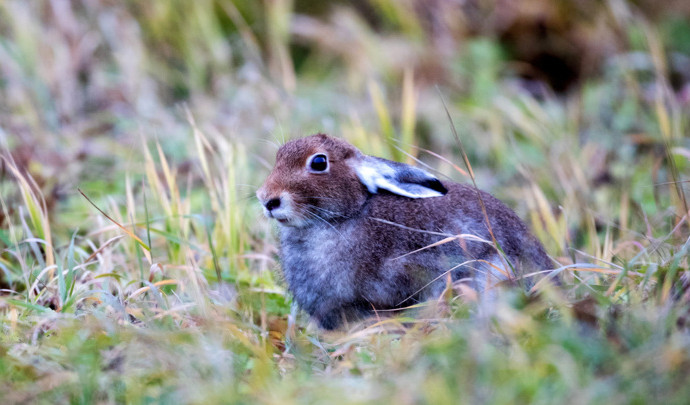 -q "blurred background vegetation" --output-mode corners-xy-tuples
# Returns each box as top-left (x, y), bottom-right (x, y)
(1, 0), (690, 403)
